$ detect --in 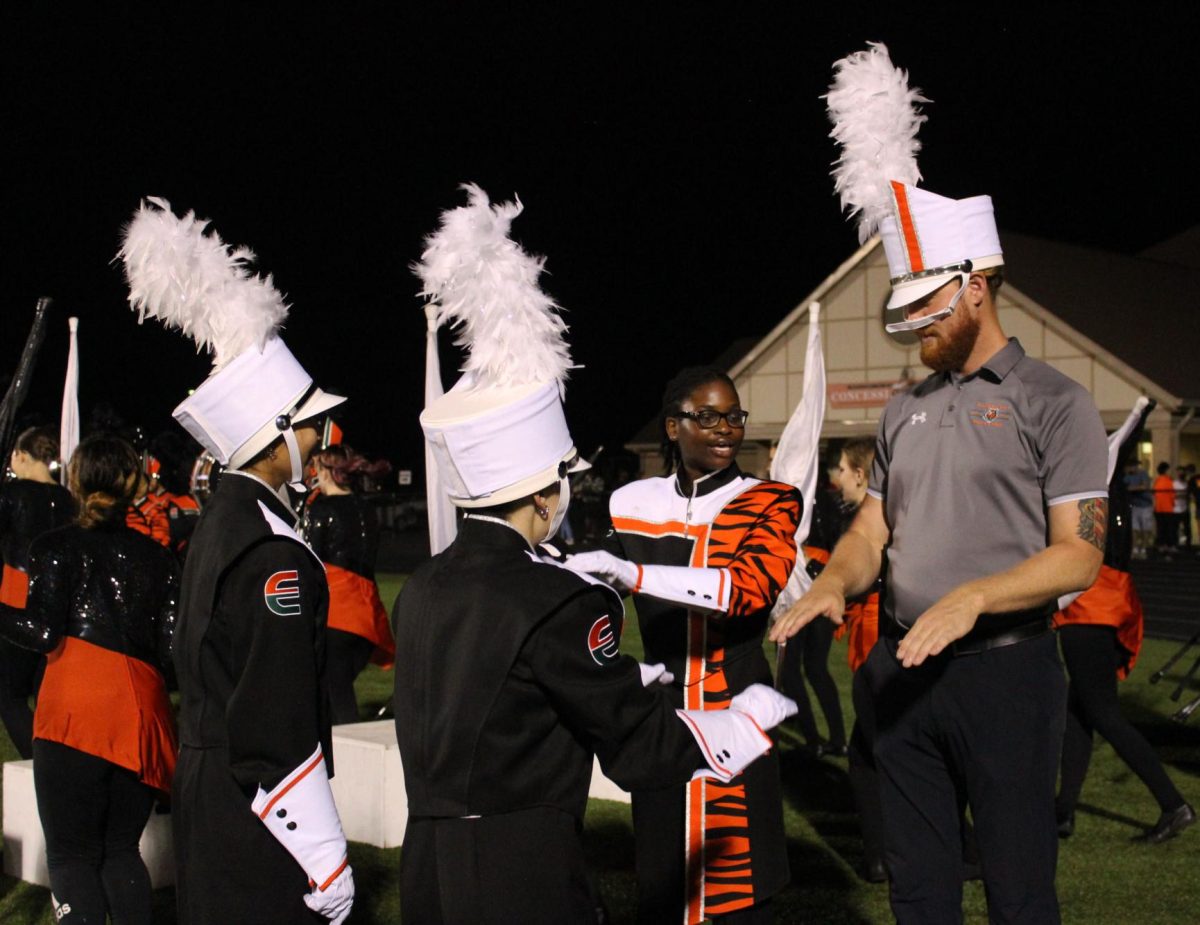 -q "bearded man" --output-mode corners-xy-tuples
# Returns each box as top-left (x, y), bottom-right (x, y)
(773, 193), (1108, 922)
